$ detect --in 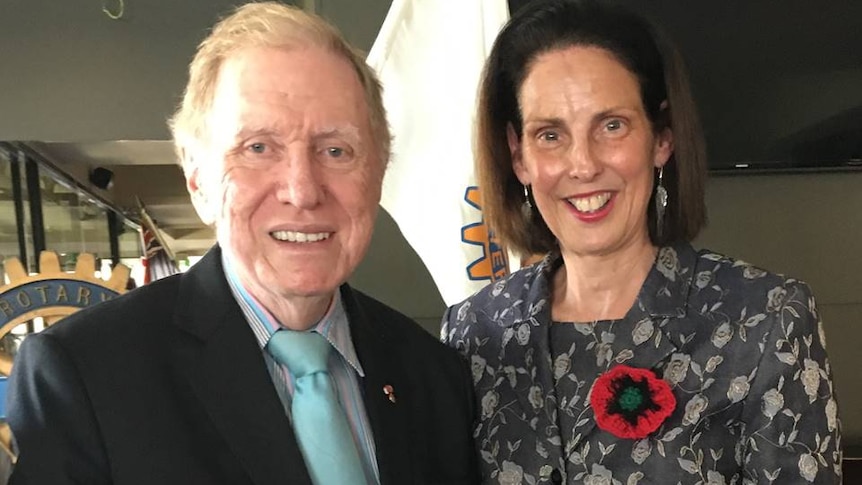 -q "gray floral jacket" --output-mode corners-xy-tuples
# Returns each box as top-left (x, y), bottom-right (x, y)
(442, 243), (841, 485)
